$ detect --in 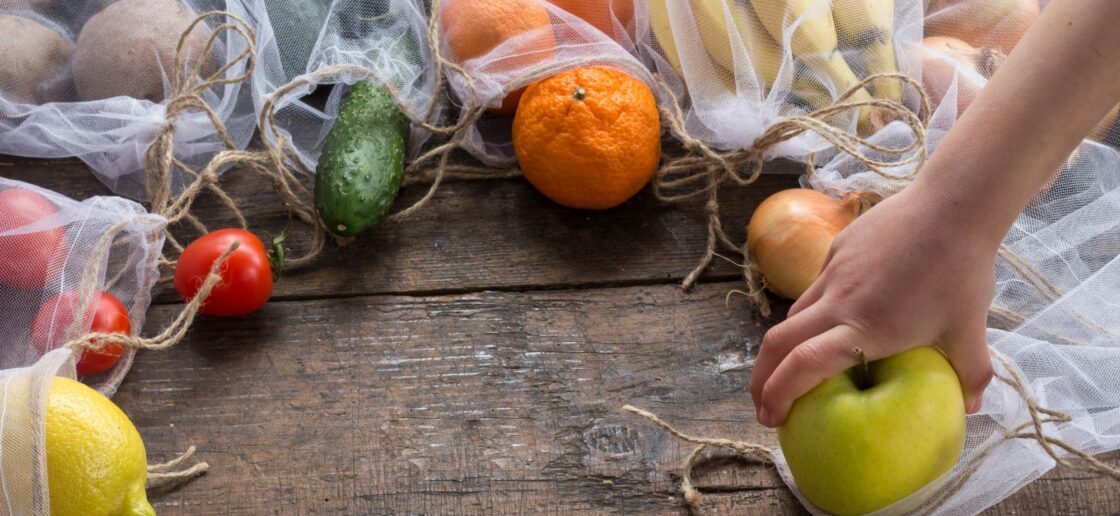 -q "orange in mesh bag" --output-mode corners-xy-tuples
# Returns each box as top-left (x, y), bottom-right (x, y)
(549, 0), (635, 41)
(441, 0), (557, 115)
